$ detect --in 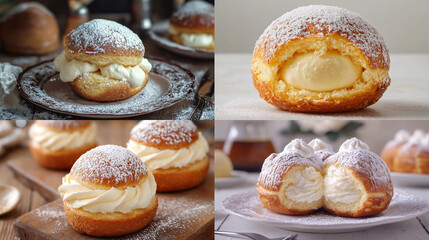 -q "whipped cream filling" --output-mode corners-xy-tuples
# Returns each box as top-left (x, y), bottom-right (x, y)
(409, 129), (425, 144)
(393, 129), (410, 142)
(324, 165), (362, 204)
(285, 167), (323, 203)
(29, 122), (97, 151)
(339, 137), (369, 152)
(214, 149), (233, 178)
(58, 173), (156, 214)
(54, 51), (152, 87)
(168, 25), (214, 48)
(283, 139), (314, 158)
(281, 51), (362, 91)
(127, 132), (209, 170)
(308, 138), (333, 152)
